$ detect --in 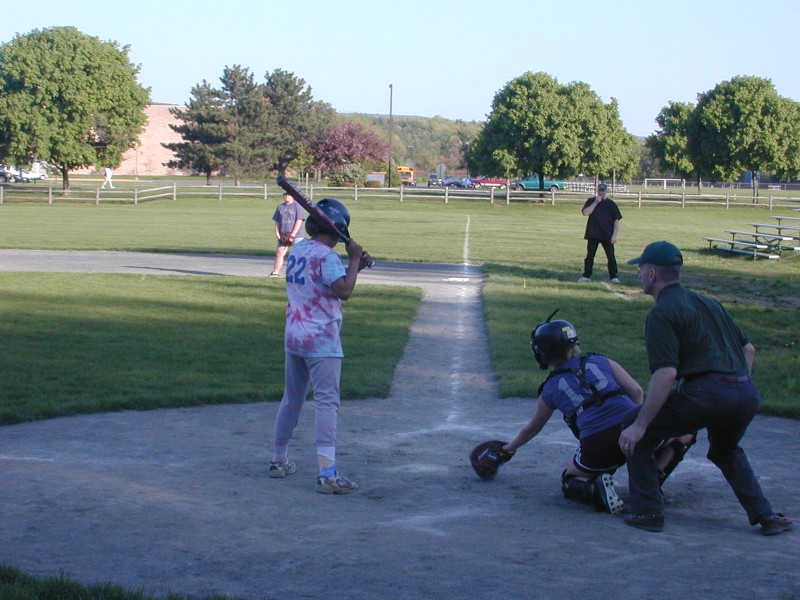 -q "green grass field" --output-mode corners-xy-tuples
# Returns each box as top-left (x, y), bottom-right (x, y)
(0, 193), (798, 423)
